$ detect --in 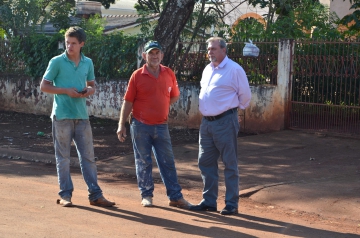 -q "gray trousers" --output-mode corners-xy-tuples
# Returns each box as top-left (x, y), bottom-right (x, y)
(198, 112), (240, 208)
